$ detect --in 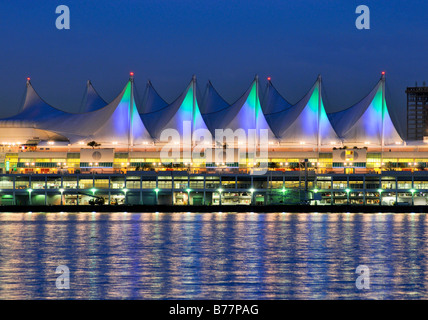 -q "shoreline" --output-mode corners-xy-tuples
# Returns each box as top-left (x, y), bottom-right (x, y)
(0, 204), (427, 213)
